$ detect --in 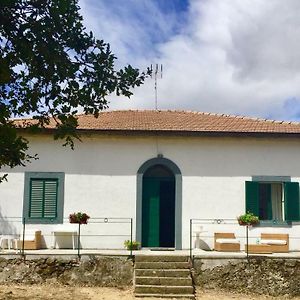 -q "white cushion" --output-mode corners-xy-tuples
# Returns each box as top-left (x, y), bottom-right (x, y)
(260, 239), (287, 245)
(216, 238), (240, 244)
